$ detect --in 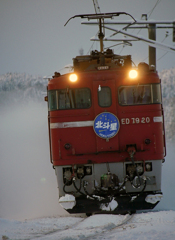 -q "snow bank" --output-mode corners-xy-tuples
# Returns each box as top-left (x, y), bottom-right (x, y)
(59, 194), (76, 210)
(145, 194), (163, 204)
(100, 198), (118, 211)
